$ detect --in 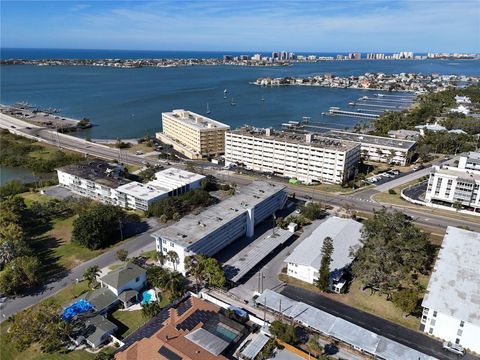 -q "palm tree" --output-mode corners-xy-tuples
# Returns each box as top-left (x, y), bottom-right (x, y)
(166, 250), (179, 271)
(166, 271), (185, 300)
(184, 254), (205, 293)
(83, 265), (100, 289)
(141, 301), (161, 320)
(157, 251), (166, 266)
